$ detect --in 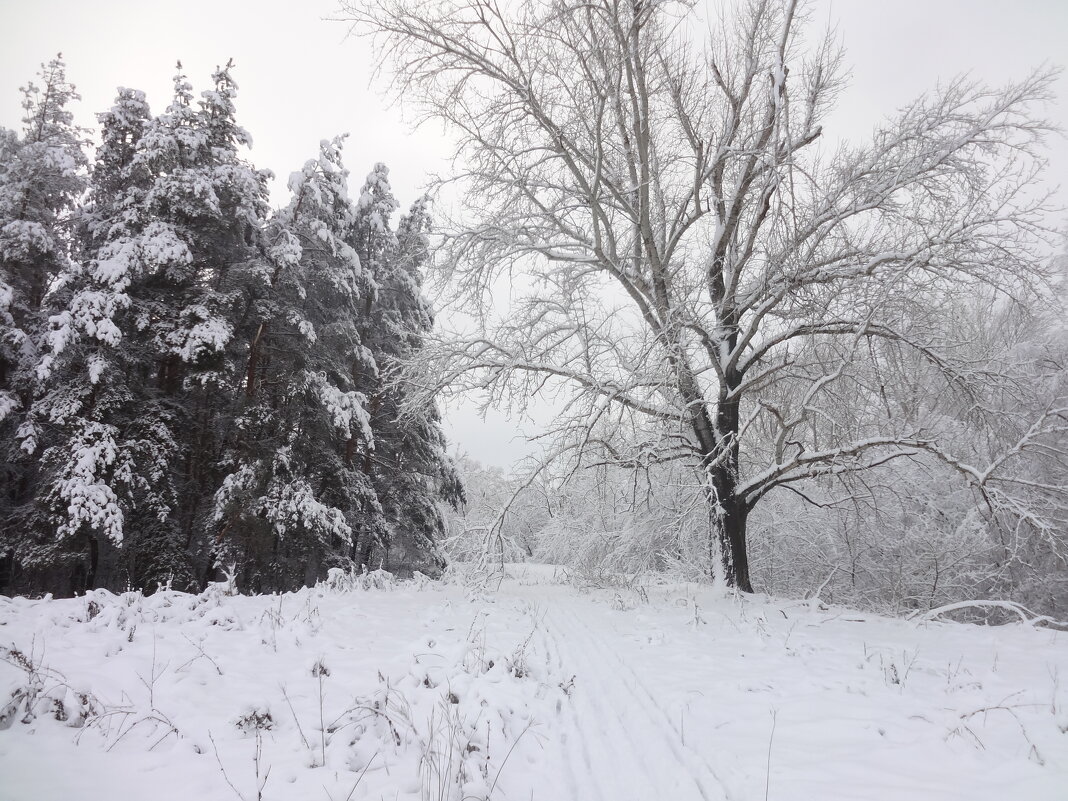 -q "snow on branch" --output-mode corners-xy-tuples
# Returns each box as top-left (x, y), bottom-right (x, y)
(912, 600), (1068, 631)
